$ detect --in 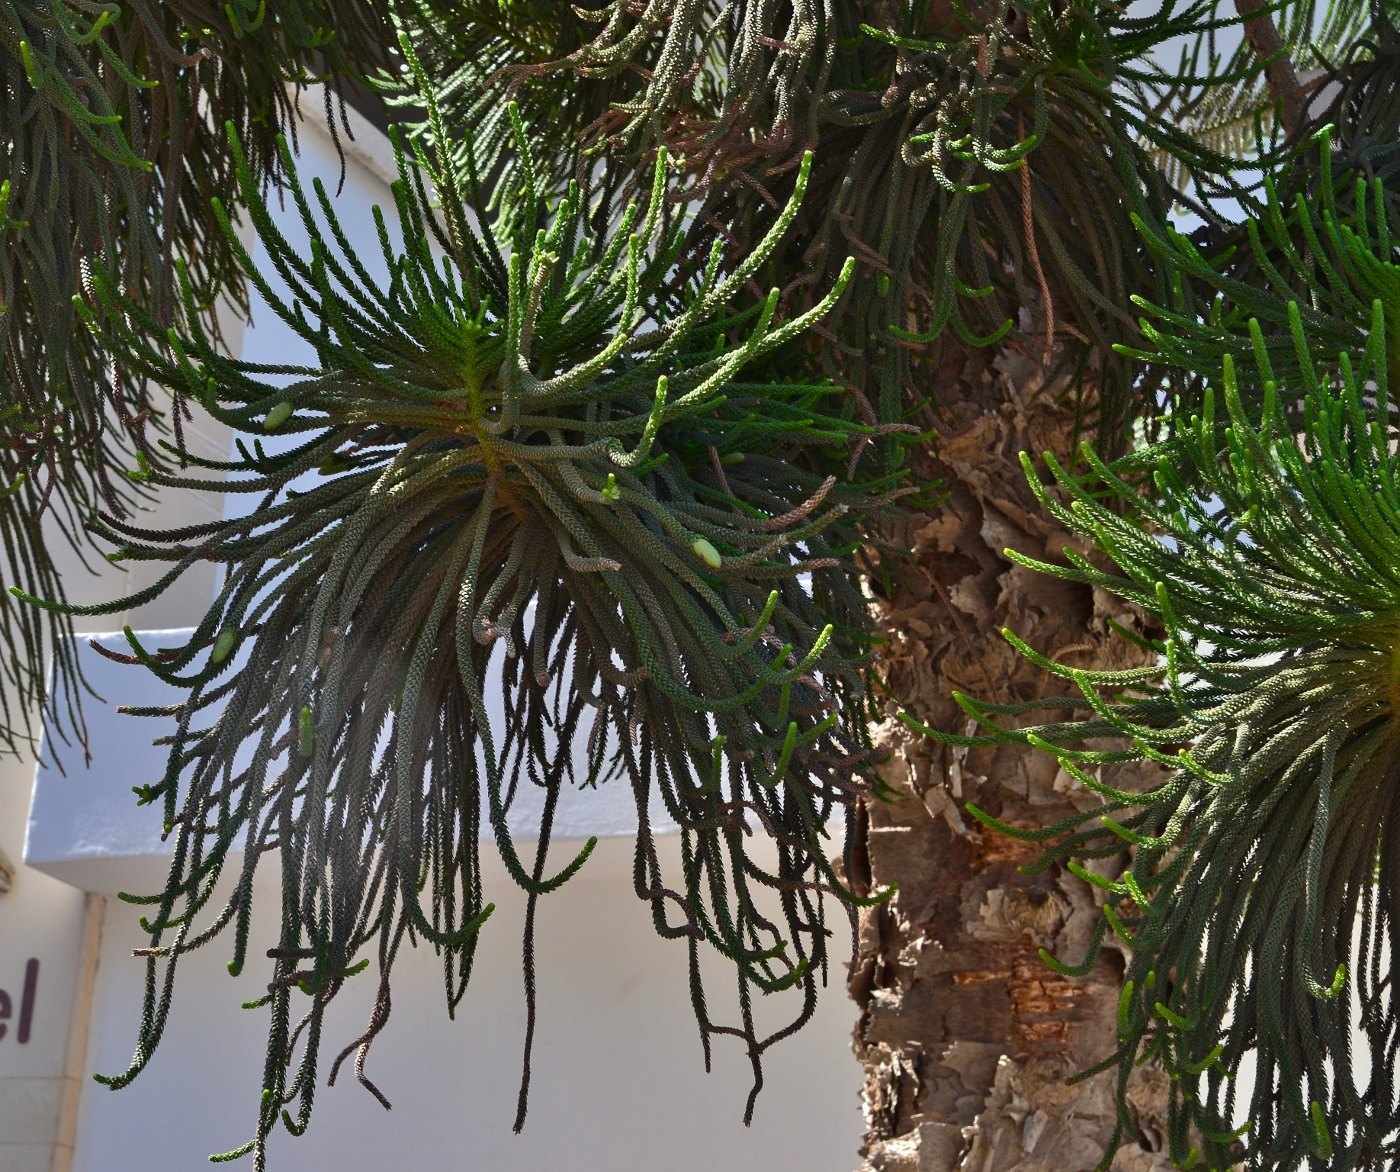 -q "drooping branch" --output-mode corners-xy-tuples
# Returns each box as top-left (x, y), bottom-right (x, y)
(49, 34), (913, 1160)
